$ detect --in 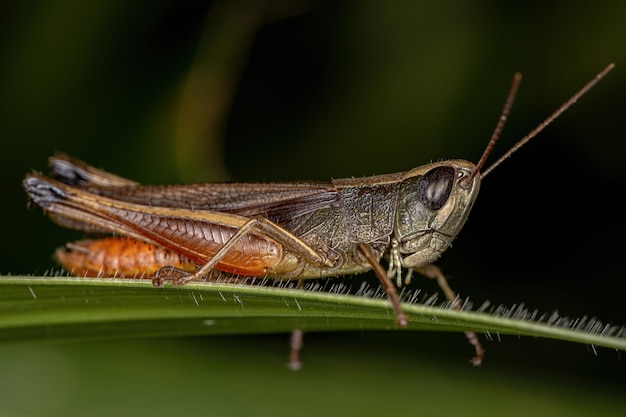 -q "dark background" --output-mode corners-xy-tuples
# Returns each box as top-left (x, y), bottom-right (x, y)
(1, 1), (625, 415)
